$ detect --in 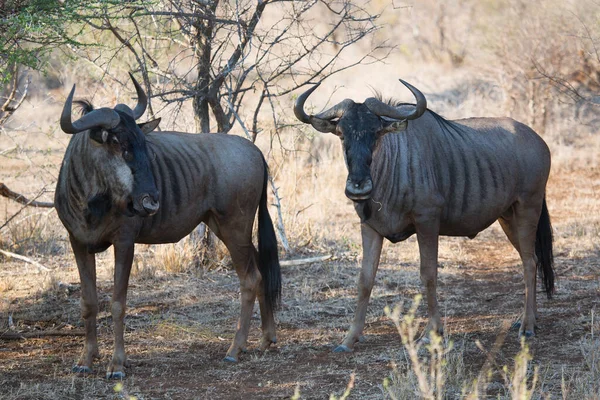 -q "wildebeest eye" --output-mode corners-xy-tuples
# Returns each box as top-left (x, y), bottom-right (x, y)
(123, 150), (133, 162)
